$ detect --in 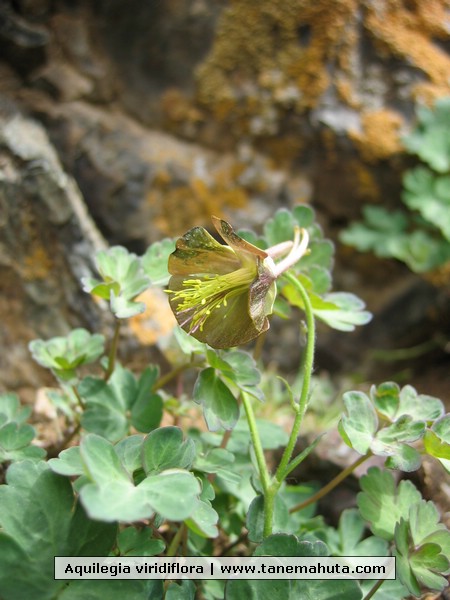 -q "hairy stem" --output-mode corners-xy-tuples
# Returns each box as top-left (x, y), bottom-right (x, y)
(289, 453), (371, 514)
(274, 272), (316, 483)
